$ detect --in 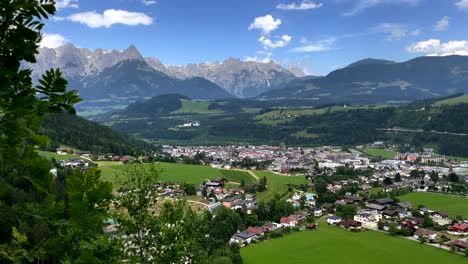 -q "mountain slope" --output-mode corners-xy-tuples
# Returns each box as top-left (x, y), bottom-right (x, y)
(260, 55), (468, 104)
(72, 59), (232, 110)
